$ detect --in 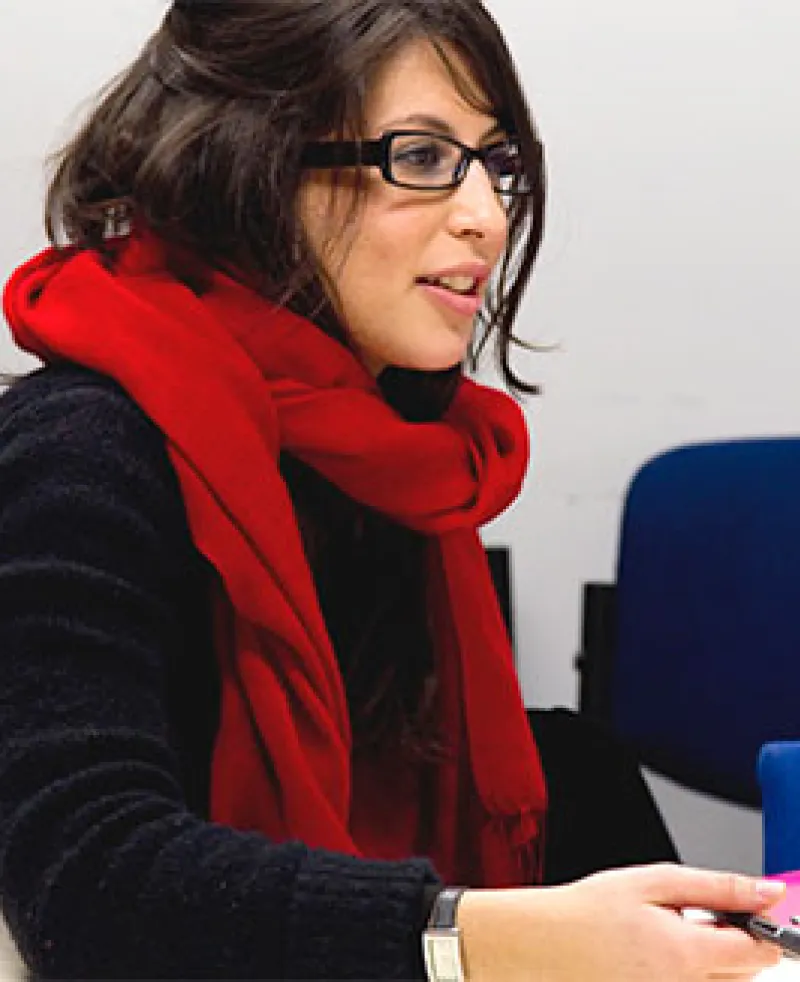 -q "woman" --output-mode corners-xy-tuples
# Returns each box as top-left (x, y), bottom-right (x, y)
(0, 0), (783, 979)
